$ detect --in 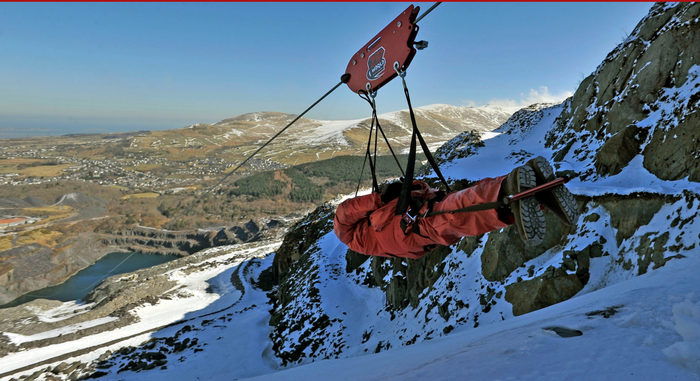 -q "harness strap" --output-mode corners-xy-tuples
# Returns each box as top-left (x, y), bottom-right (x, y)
(373, 106), (404, 176)
(395, 66), (452, 216)
(356, 92), (406, 195)
(425, 201), (502, 217)
(365, 110), (379, 192)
